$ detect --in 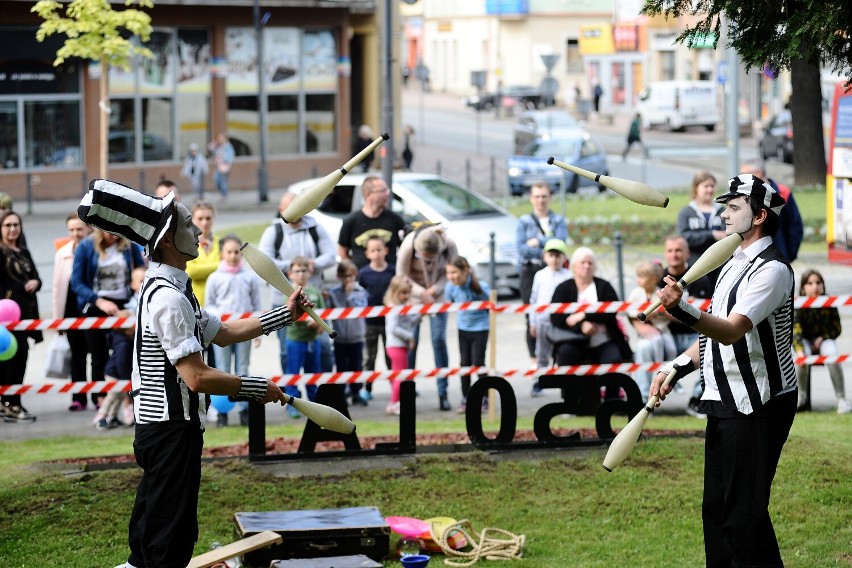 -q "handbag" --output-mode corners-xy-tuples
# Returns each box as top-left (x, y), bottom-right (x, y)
(44, 333), (71, 379)
(545, 325), (589, 346)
